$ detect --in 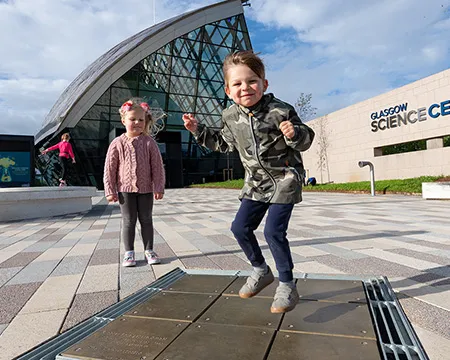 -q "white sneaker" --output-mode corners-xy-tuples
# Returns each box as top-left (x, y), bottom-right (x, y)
(122, 251), (136, 267)
(145, 250), (161, 265)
